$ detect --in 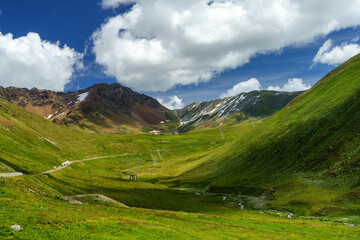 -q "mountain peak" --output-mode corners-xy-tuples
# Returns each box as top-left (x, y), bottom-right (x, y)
(0, 83), (173, 133)
(175, 90), (302, 132)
